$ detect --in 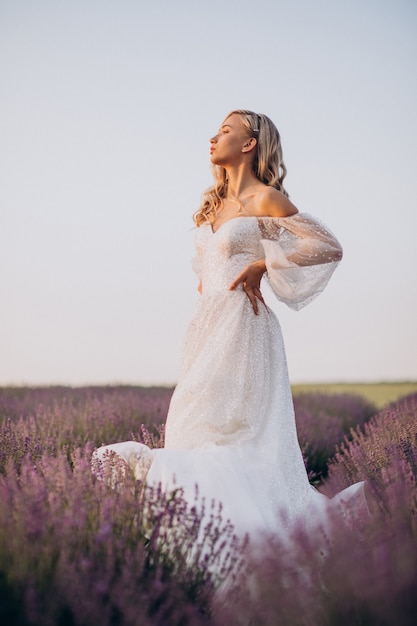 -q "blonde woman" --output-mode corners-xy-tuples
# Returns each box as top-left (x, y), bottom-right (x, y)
(94, 110), (366, 543)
